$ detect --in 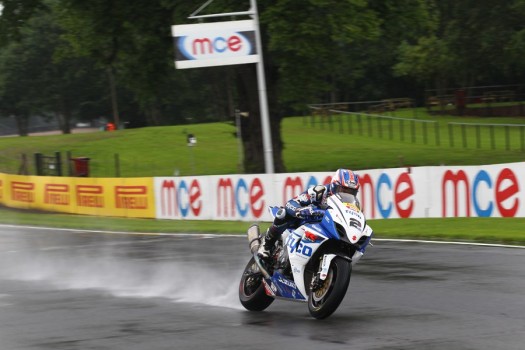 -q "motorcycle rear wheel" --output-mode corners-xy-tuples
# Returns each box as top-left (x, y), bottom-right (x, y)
(239, 257), (274, 311)
(308, 257), (352, 319)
